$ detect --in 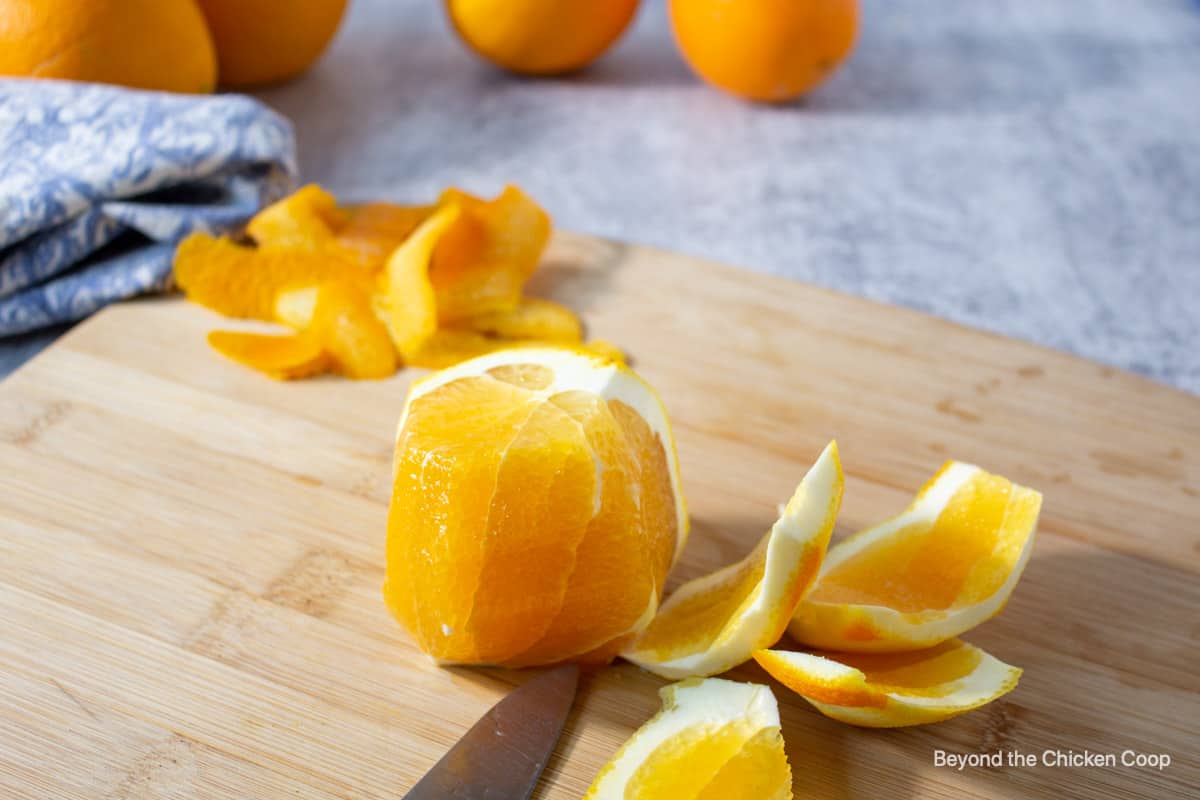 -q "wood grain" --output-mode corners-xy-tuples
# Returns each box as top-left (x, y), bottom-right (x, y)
(0, 232), (1196, 799)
